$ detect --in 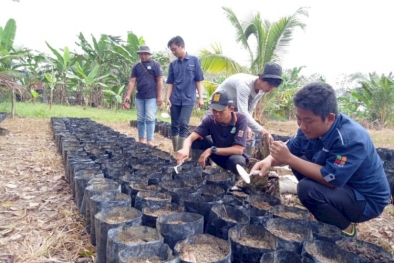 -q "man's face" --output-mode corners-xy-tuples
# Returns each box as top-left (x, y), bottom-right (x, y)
(169, 44), (185, 58)
(258, 78), (276, 93)
(296, 107), (334, 139)
(139, 53), (150, 62)
(212, 106), (232, 123)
